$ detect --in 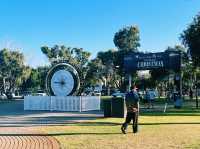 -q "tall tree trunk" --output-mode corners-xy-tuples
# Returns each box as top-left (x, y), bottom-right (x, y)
(194, 72), (198, 108)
